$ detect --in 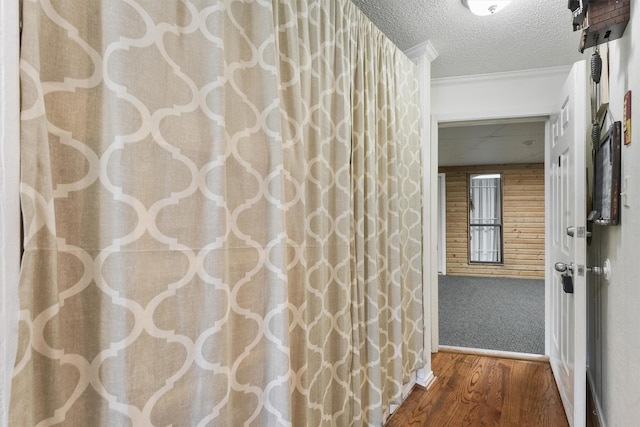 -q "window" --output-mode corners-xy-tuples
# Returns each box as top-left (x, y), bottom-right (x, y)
(469, 173), (503, 263)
